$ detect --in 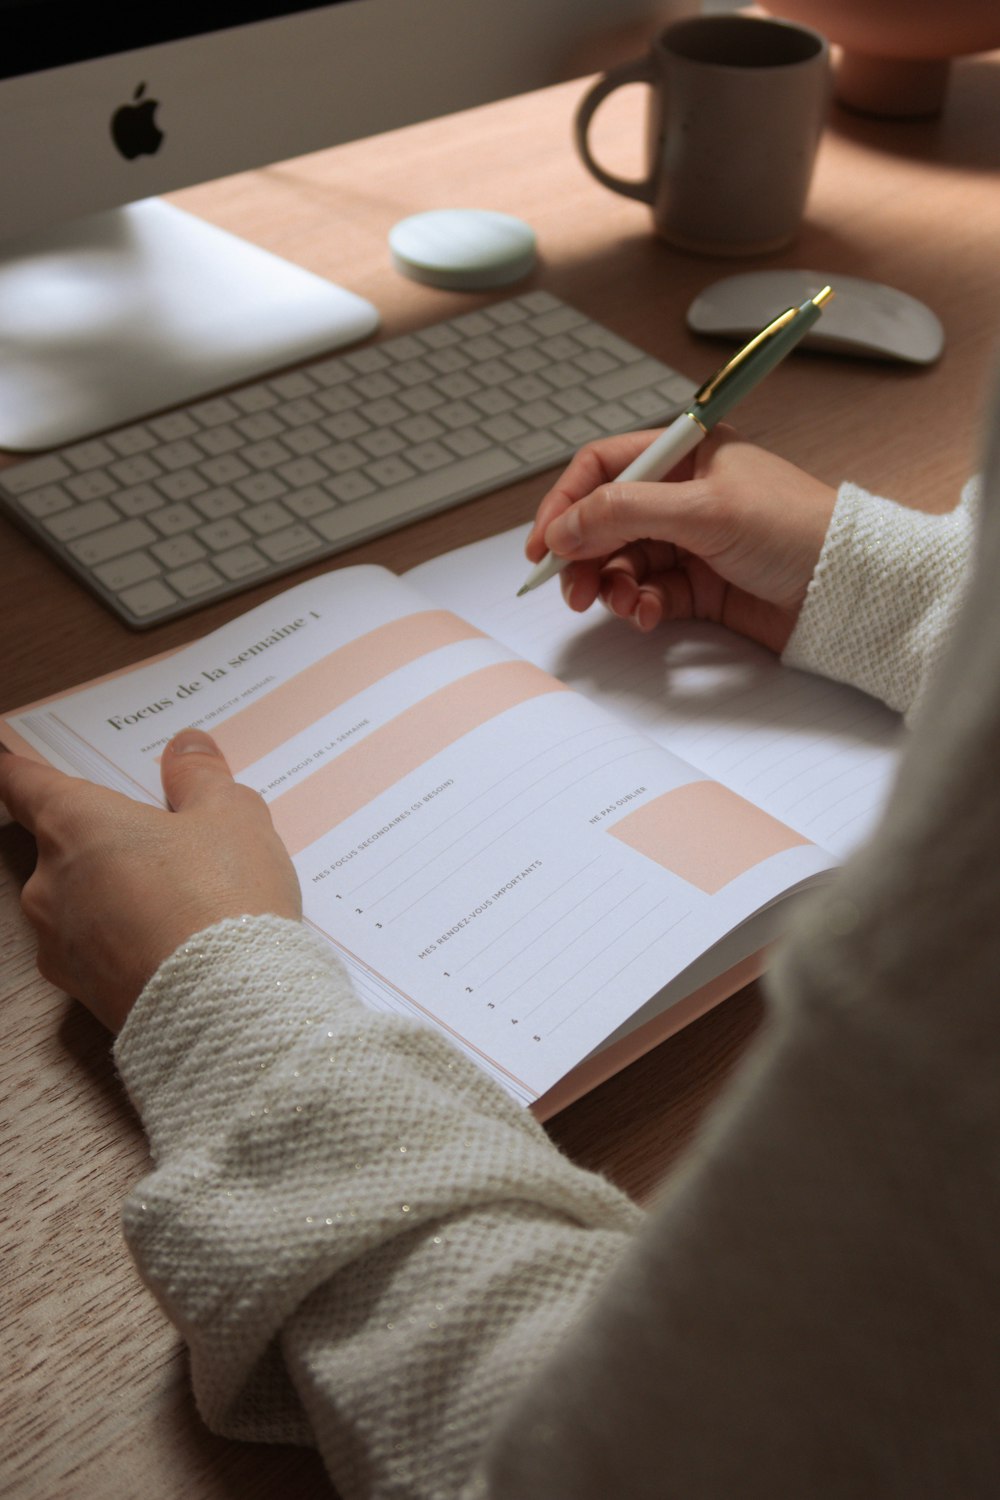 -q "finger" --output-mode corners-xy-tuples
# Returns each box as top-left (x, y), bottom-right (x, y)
(0, 752), (77, 836)
(556, 540), (666, 619)
(543, 476), (722, 563)
(160, 729), (237, 813)
(558, 559), (604, 612)
(525, 431), (663, 560)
